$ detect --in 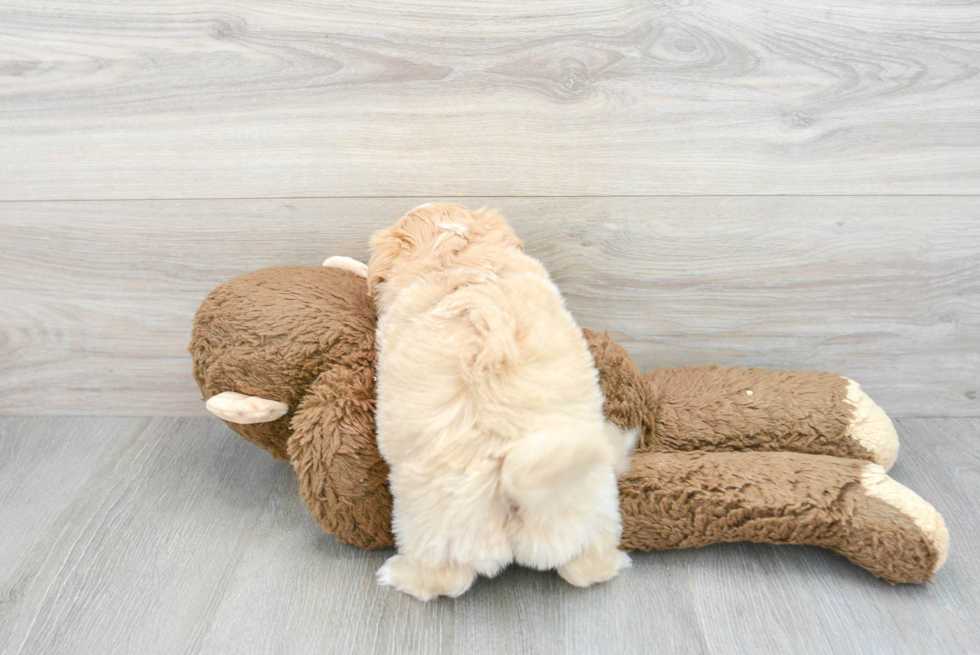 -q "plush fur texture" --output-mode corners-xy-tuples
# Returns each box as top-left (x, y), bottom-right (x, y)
(189, 211), (949, 586)
(367, 205), (633, 599)
(619, 451), (943, 584)
(191, 266), (377, 460)
(190, 266), (393, 548)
